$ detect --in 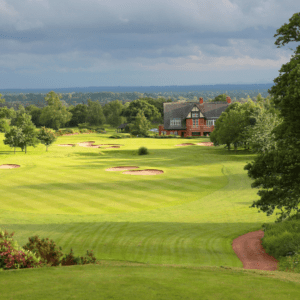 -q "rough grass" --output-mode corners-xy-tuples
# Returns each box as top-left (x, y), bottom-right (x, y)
(1, 127), (300, 298)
